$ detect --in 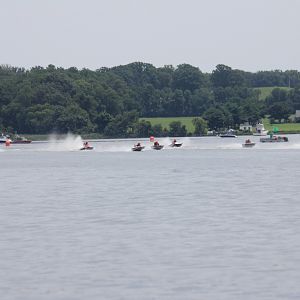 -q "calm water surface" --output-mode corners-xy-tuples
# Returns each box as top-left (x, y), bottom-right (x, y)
(1, 136), (300, 300)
